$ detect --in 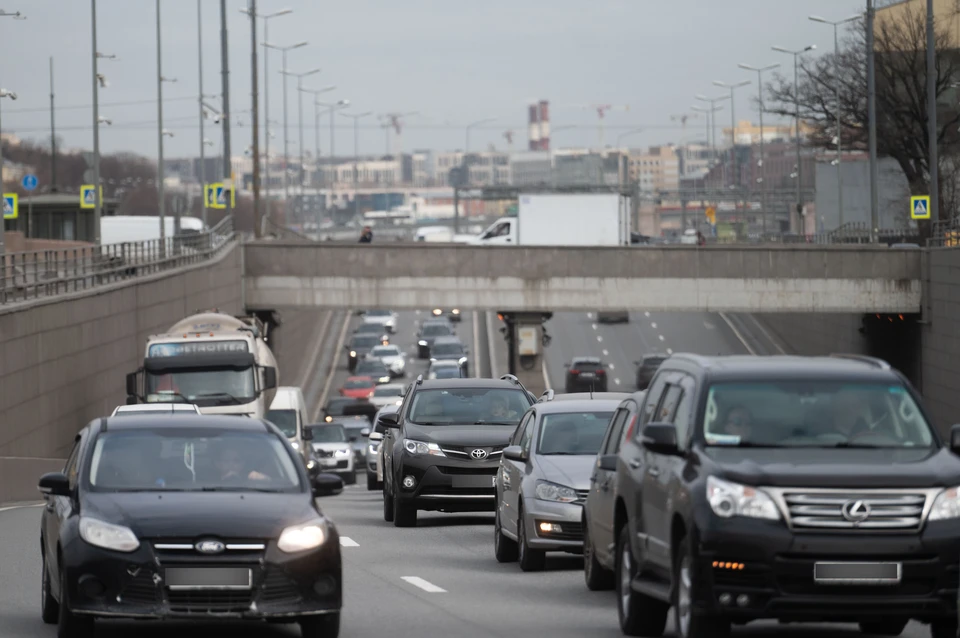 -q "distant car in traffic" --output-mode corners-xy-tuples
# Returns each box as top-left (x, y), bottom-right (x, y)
(361, 309), (398, 334)
(347, 333), (387, 372)
(369, 383), (405, 408)
(305, 420), (357, 484)
(365, 344), (407, 378)
(431, 307), (461, 322)
(427, 360), (463, 379)
(111, 403), (201, 416)
(564, 357), (608, 393)
(339, 376), (376, 399)
(634, 353), (668, 390)
(39, 415), (343, 637)
(416, 320), (456, 359)
(366, 405), (398, 491)
(428, 335), (470, 376)
(596, 310), (629, 324)
(354, 359), (392, 385)
(354, 321), (390, 338)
